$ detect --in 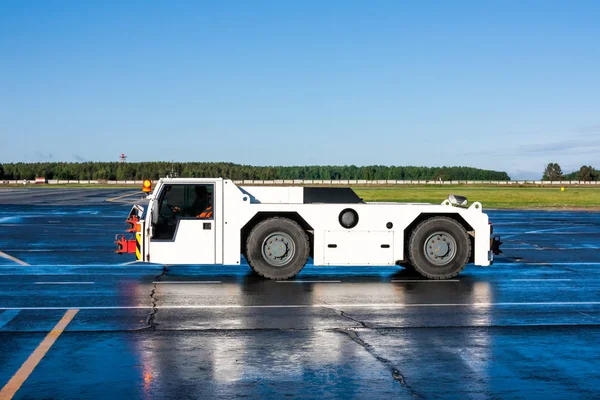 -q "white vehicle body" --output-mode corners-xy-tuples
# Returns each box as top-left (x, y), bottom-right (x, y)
(121, 178), (496, 280)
